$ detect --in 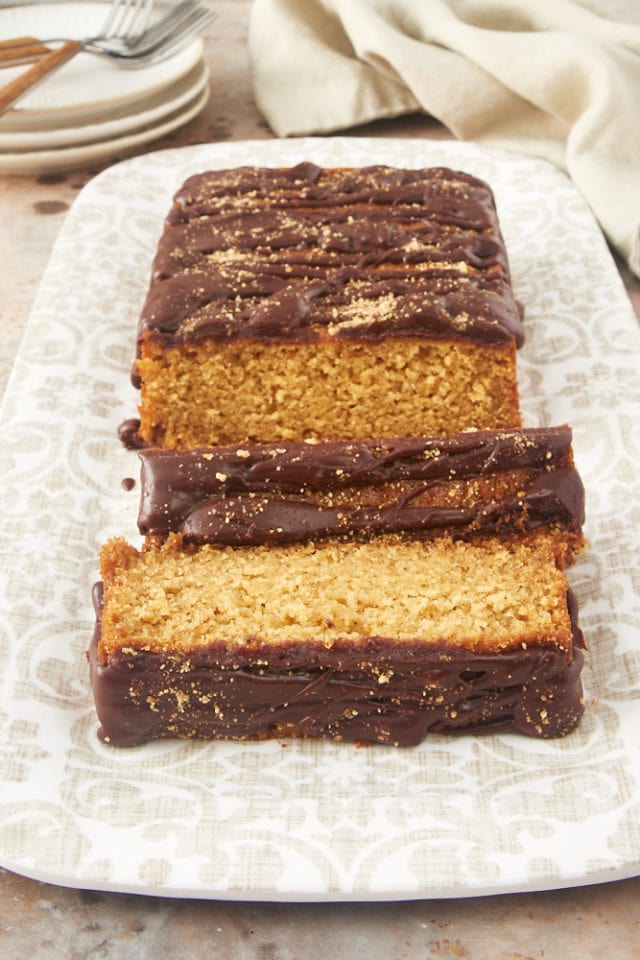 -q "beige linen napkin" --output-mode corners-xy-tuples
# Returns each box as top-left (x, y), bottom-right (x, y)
(249, 0), (640, 277)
